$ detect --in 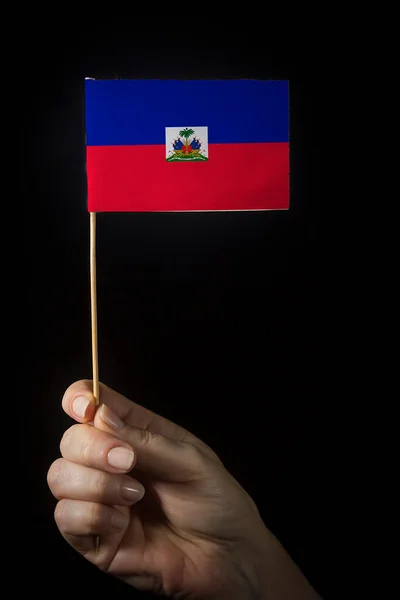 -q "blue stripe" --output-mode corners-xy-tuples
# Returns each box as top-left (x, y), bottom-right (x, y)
(85, 79), (288, 145)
